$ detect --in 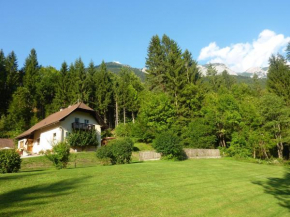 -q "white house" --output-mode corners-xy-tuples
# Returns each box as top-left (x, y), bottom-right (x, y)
(16, 103), (104, 155)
